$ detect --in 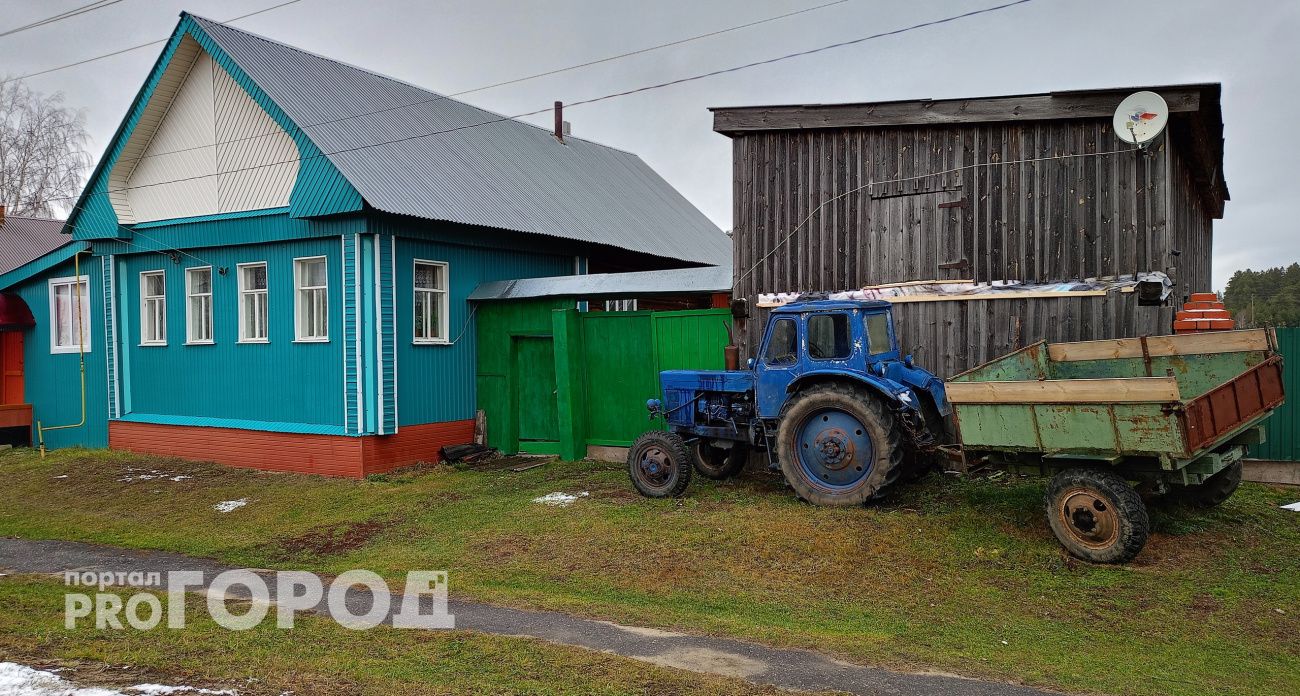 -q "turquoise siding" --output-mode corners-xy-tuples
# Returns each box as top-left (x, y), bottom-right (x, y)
(342, 234), (361, 433)
(11, 256), (109, 449)
(376, 234), (398, 434)
(392, 236), (573, 426)
(116, 237), (345, 427)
